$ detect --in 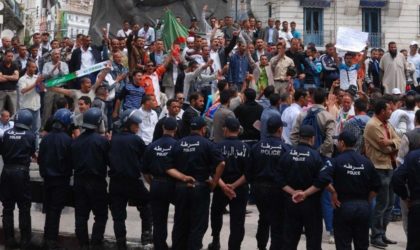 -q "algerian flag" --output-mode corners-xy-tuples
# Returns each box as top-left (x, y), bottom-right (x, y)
(45, 61), (110, 88)
(162, 10), (189, 50)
